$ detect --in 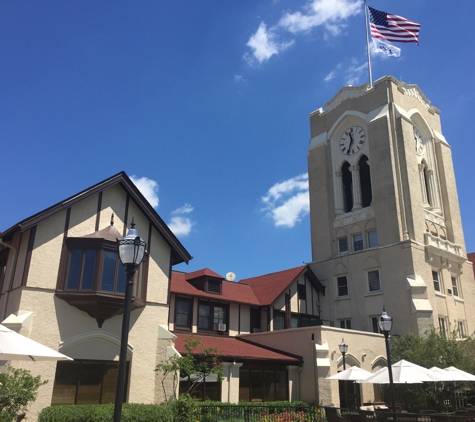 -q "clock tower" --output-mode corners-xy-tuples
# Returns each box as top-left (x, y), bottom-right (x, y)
(308, 76), (475, 337)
